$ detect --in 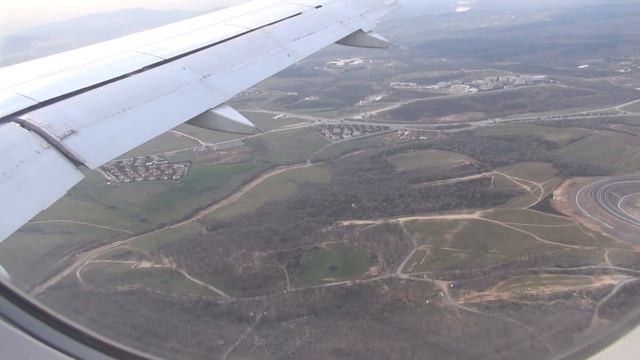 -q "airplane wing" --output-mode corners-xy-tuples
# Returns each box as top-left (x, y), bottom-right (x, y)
(0, 0), (398, 242)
